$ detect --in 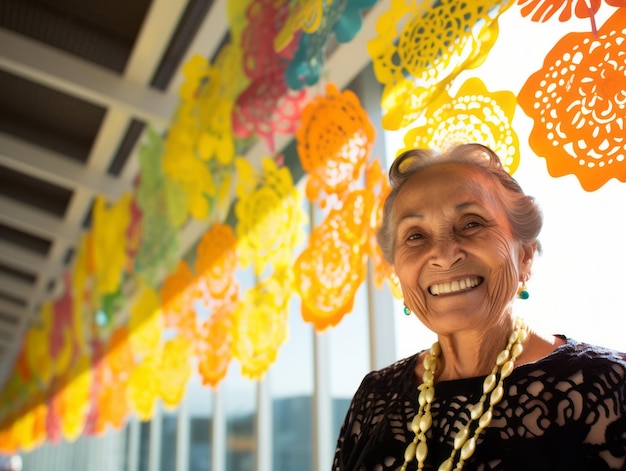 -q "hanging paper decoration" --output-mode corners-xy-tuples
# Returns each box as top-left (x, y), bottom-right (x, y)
(285, 0), (377, 89)
(106, 327), (135, 378)
(234, 157), (307, 277)
(275, 0), (325, 52)
(195, 224), (239, 300)
(56, 355), (91, 442)
(231, 269), (293, 378)
(71, 234), (93, 355)
(227, 0), (255, 45)
(180, 51), (242, 167)
(517, 7), (626, 191)
(92, 193), (132, 298)
(0, 422), (18, 454)
(368, 0), (513, 130)
(25, 302), (54, 388)
(51, 275), (77, 380)
(95, 372), (129, 432)
(134, 131), (181, 287)
(128, 283), (163, 359)
(157, 337), (193, 409)
(125, 196), (143, 267)
(297, 82), (376, 206)
(45, 392), (62, 443)
(8, 402), (46, 452)
(194, 224), (240, 386)
(363, 159), (398, 295)
(159, 260), (198, 340)
(402, 77), (520, 174)
(161, 131), (214, 221)
(196, 302), (235, 388)
(127, 355), (160, 421)
(162, 55), (223, 221)
(294, 189), (373, 329)
(89, 363), (127, 434)
(516, 0), (623, 22)
(233, 0), (307, 152)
